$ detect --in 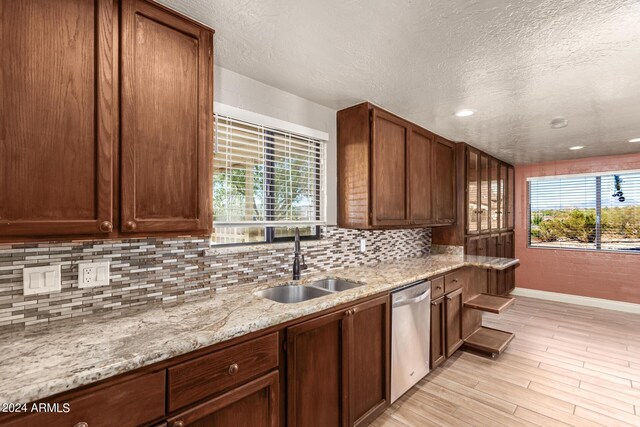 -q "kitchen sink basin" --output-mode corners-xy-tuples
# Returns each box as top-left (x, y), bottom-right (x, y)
(254, 285), (332, 304)
(307, 278), (364, 292)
